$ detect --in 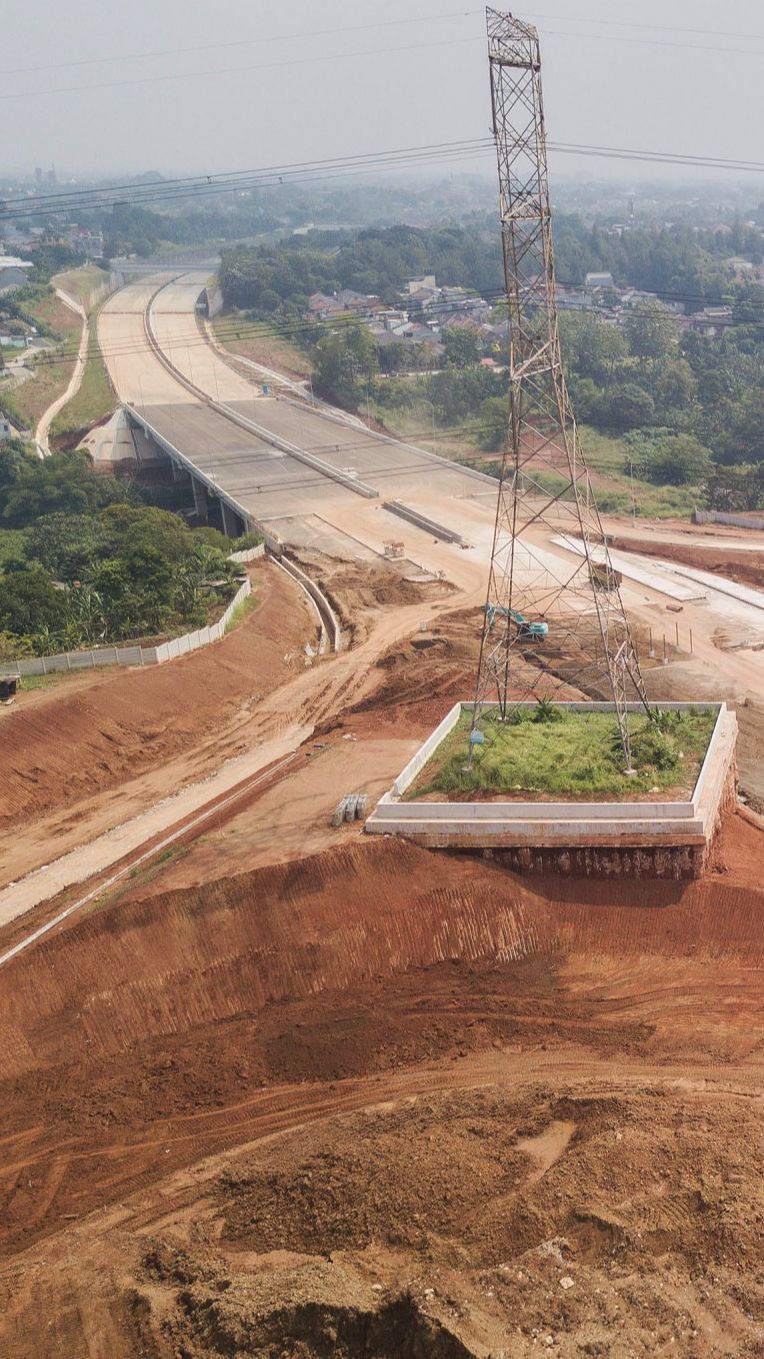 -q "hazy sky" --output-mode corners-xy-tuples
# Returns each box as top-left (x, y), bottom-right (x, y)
(4, 0), (764, 183)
